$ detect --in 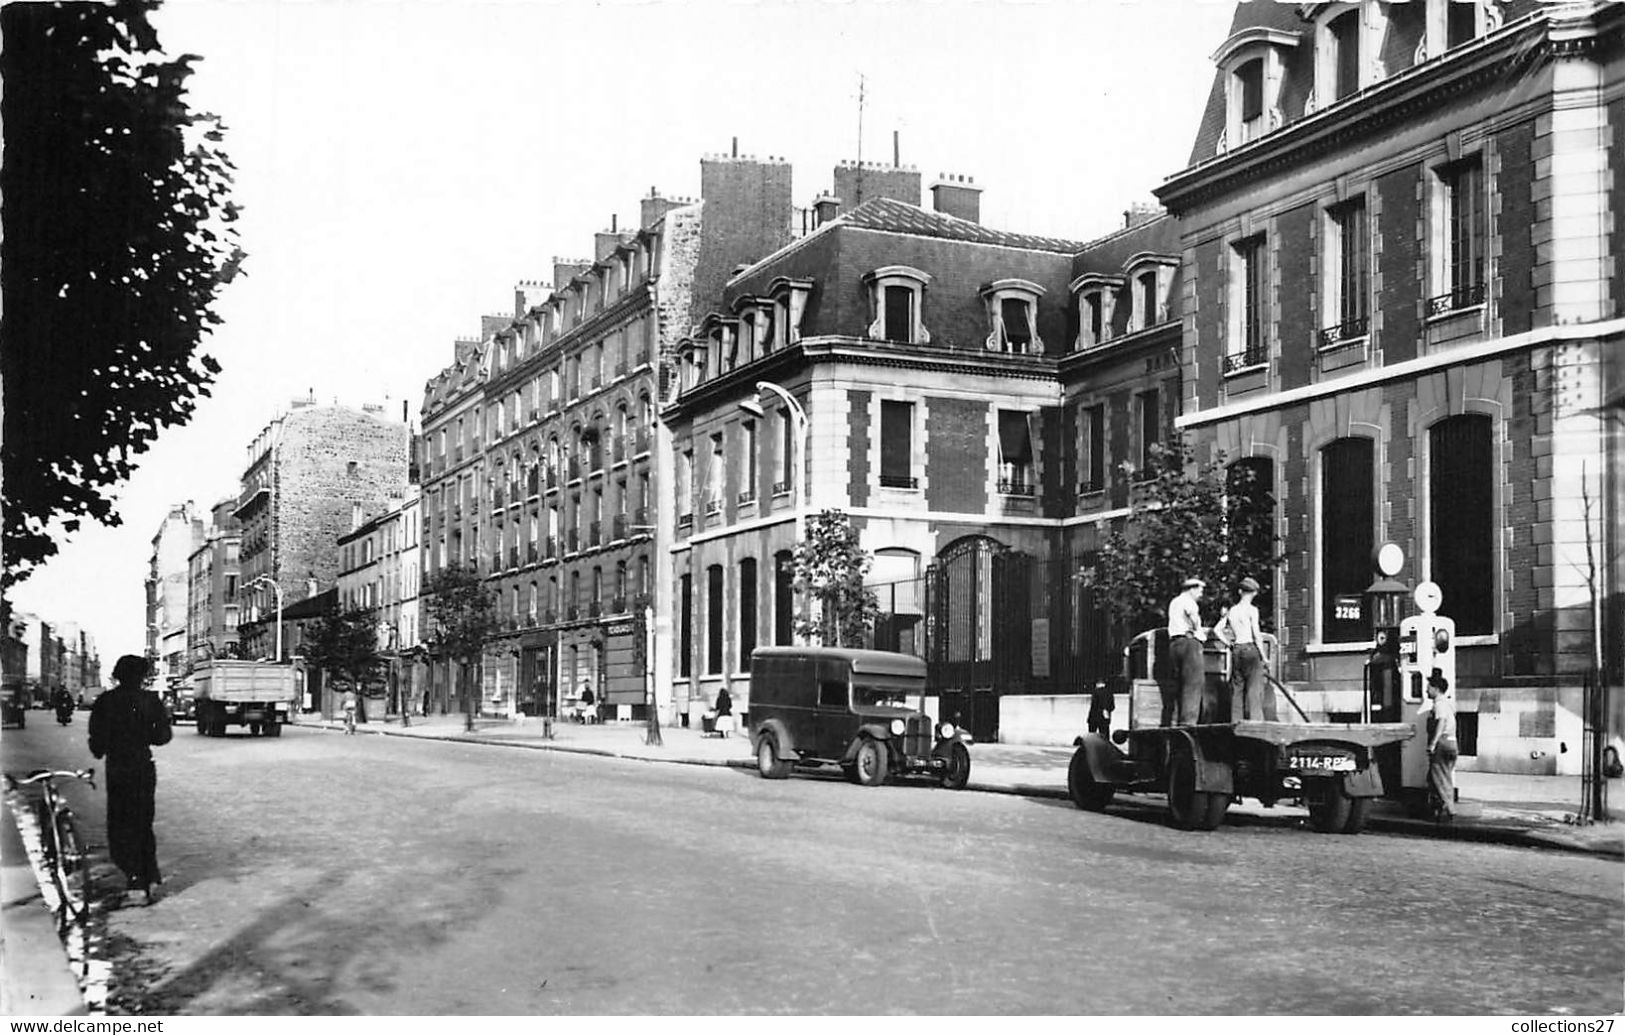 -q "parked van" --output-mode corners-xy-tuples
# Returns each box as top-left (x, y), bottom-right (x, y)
(748, 646), (971, 788)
